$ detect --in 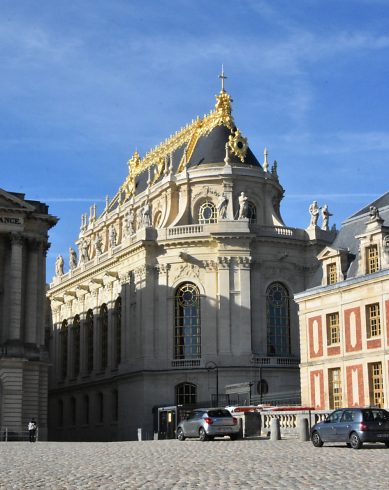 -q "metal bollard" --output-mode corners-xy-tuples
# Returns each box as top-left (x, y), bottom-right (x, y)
(137, 428), (142, 441)
(270, 418), (281, 441)
(299, 417), (309, 442)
